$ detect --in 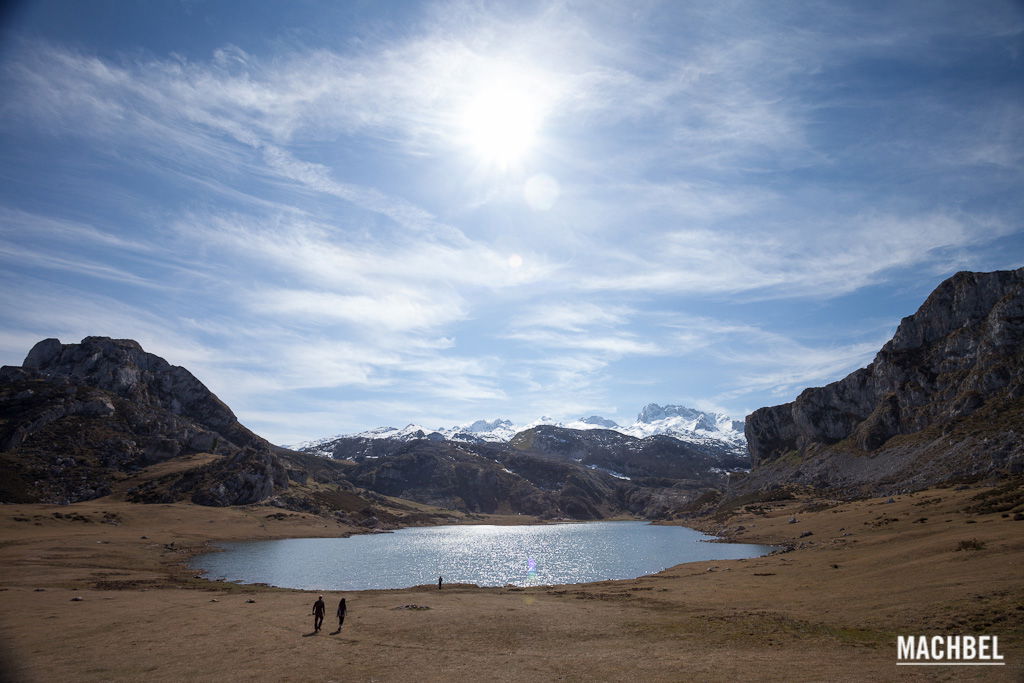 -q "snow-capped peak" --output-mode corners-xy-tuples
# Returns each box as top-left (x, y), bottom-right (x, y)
(464, 418), (515, 434)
